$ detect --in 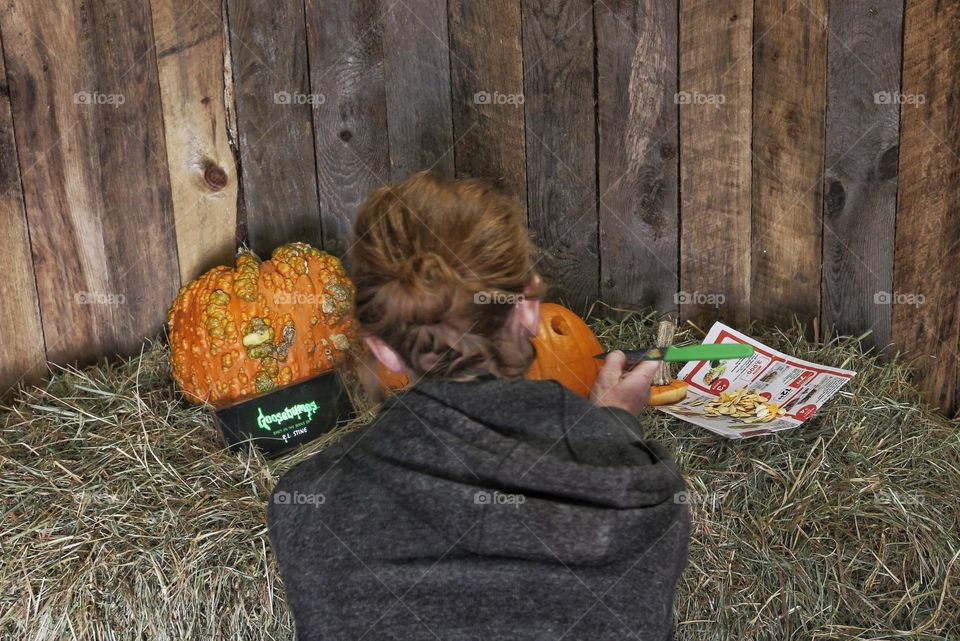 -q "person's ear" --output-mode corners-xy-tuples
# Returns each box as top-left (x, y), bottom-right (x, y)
(364, 336), (408, 373)
(515, 274), (543, 337)
(516, 294), (541, 338)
